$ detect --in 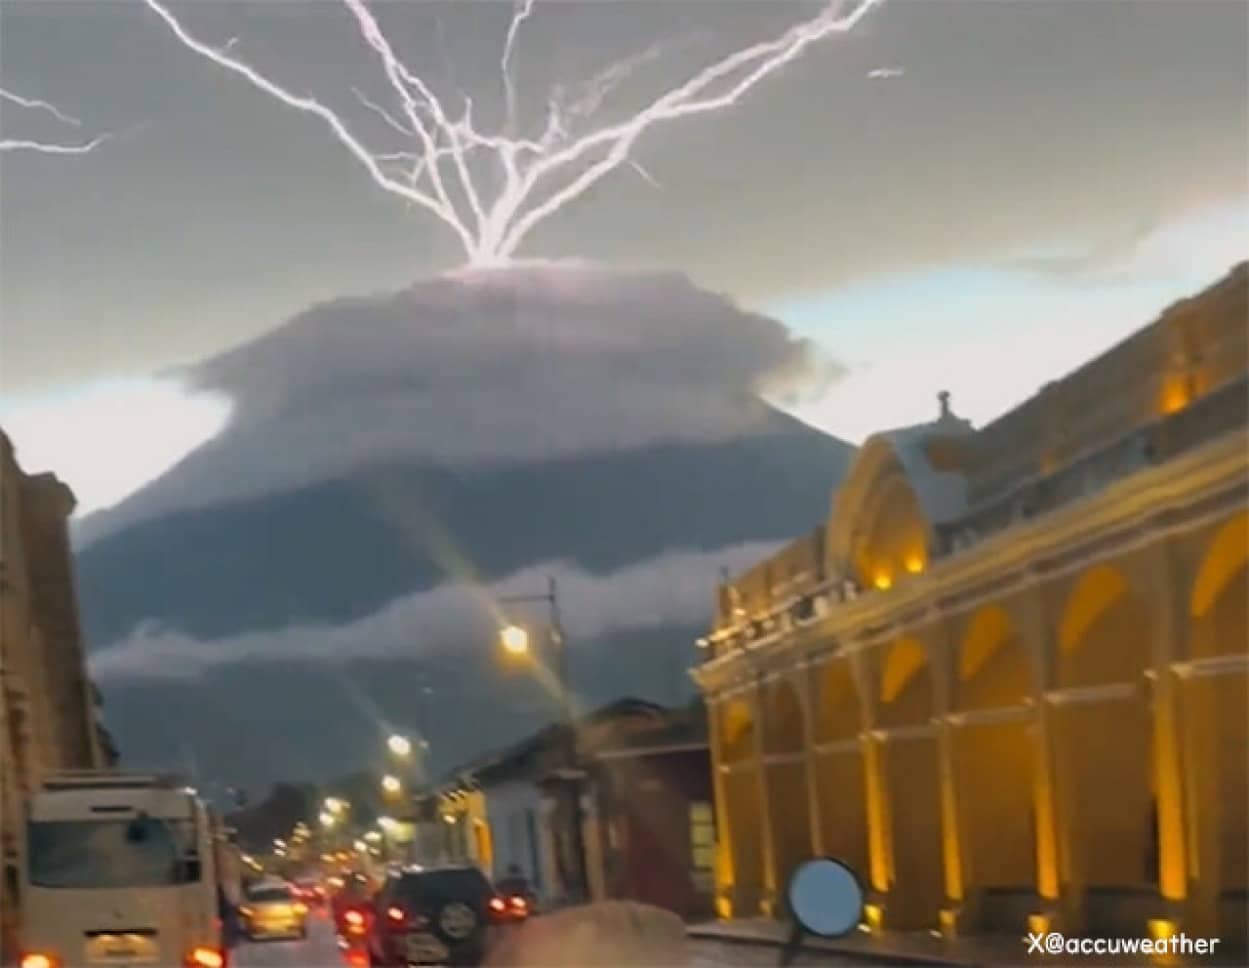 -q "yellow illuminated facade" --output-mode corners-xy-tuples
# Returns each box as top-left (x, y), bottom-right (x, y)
(694, 265), (1248, 941)
(1, 432), (108, 961)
